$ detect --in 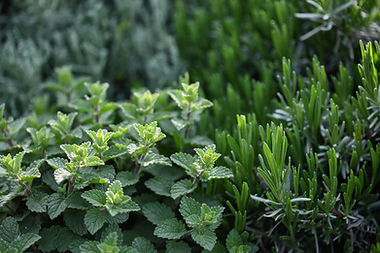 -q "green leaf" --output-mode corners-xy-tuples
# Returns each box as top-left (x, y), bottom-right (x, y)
(226, 229), (243, 251)
(153, 218), (187, 239)
(132, 237), (157, 253)
(13, 233), (41, 252)
(80, 241), (101, 253)
(66, 192), (91, 210)
(82, 189), (107, 207)
(191, 227), (217, 251)
(105, 199), (140, 216)
(47, 157), (68, 171)
(140, 153), (171, 167)
(84, 208), (108, 235)
(26, 192), (48, 213)
(142, 202), (175, 225)
(0, 217), (19, 243)
(170, 179), (197, 199)
(166, 241), (191, 253)
(145, 177), (174, 197)
(64, 209), (87, 236)
(170, 152), (195, 172)
(116, 171), (139, 186)
(47, 193), (68, 219)
(54, 168), (72, 184)
(209, 166), (233, 179)
(179, 196), (201, 219)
